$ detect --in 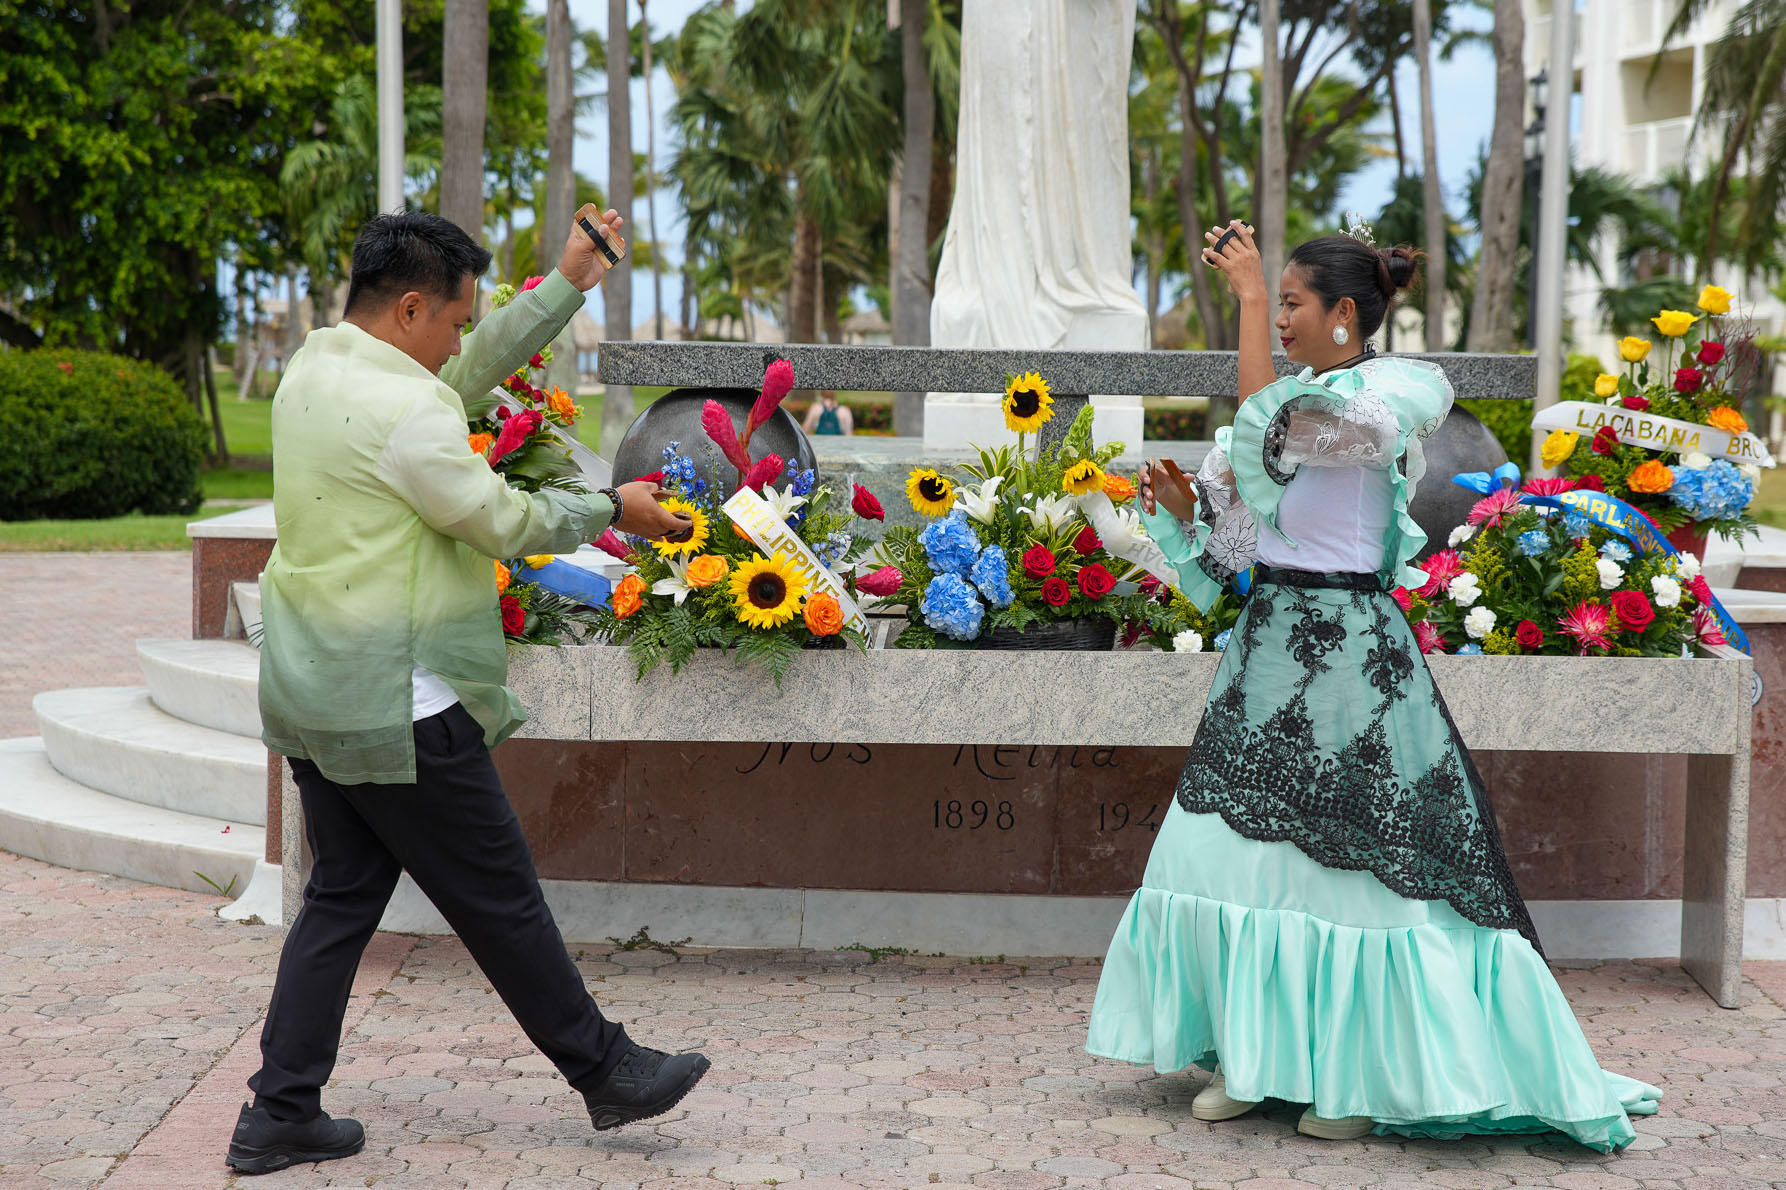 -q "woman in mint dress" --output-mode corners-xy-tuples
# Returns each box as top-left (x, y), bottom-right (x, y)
(1085, 223), (1660, 1150)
